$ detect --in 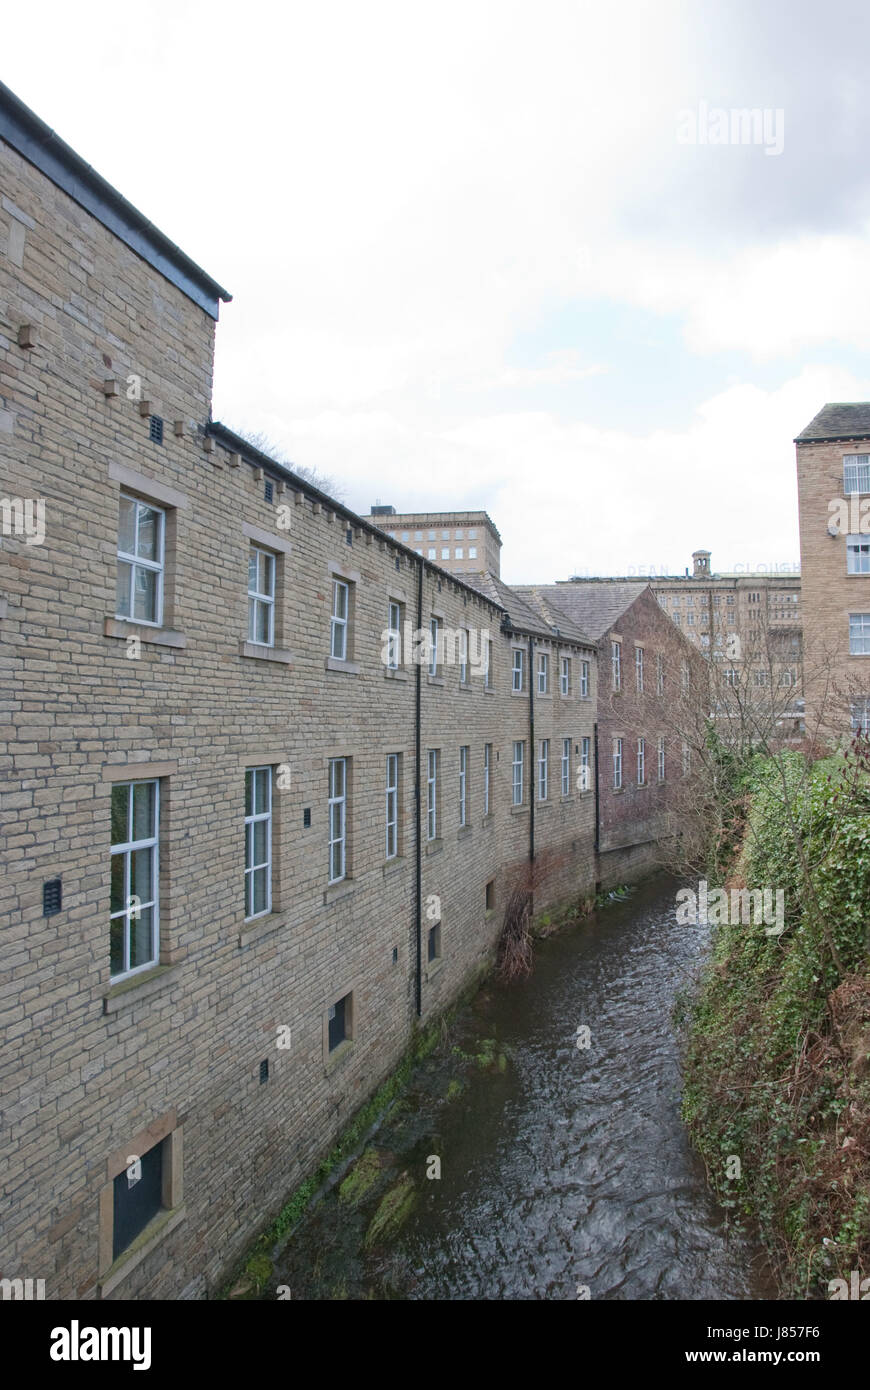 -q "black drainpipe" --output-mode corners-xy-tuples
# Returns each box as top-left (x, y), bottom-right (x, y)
(593, 718), (601, 855)
(414, 558), (423, 1018)
(528, 634), (535, 871)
